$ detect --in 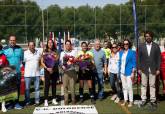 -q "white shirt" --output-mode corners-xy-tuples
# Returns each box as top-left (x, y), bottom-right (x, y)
(146, 42), (152, 56)
(146, 42), (152, 72)
(36, 48), (44, 55)
(24, 49), (41, 77)
(121, 50), (128, 74)
(108, 52), (119, 74)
